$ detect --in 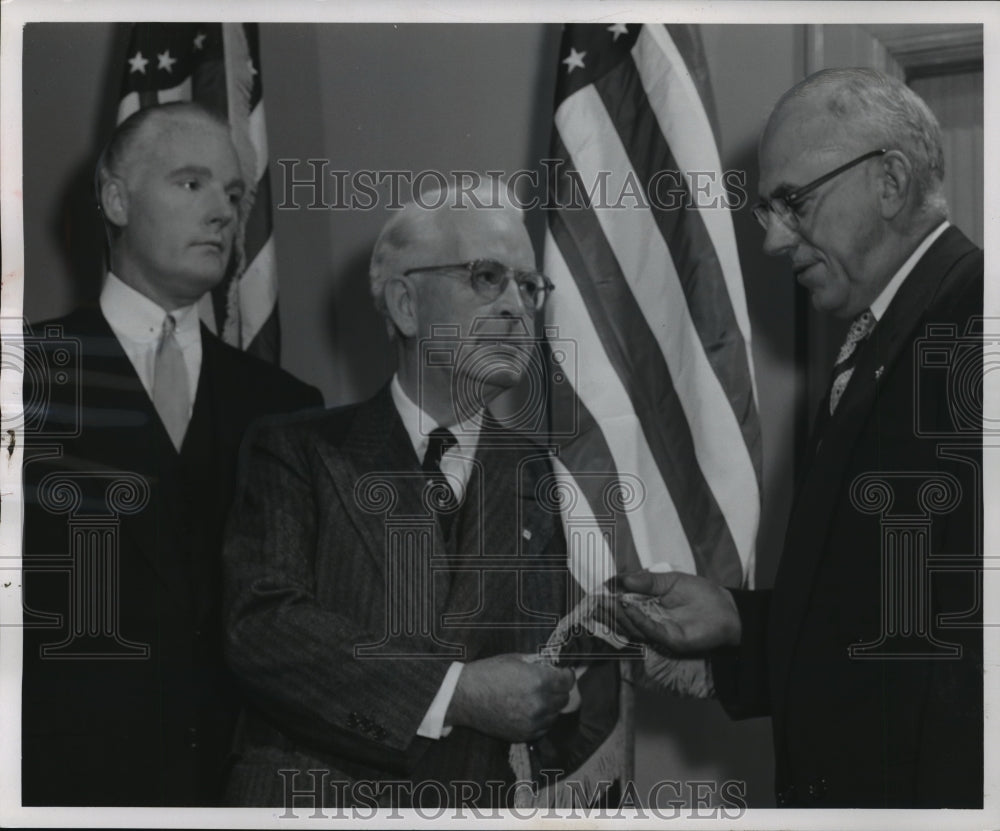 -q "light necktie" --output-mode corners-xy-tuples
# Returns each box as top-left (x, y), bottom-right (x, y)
(152, 313), (190, 451)
(829, 309), (876, 415)
(422, 427), (459, 537)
